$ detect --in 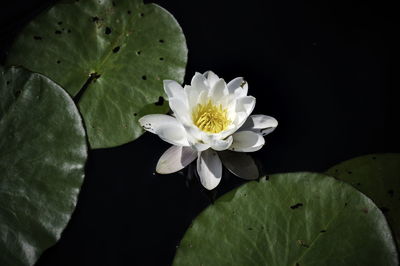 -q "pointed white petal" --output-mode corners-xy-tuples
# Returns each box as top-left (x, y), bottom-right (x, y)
(235, 96), (256, 115)
(234, 82), (248, 97)
(219, 151), (259, 180)
(182, 126), (211, 151)
(260, 122), (278, 136)
(233, 111), (250, 128)
(184, 85), (198, 108)
(191, 142), (210, 152)
(183, 124), (202, 140)
(210, 78), (228, 99)
(210, 136), (233, 151)
(230, 131), (265, 152)
(227, 77), (248, 97)
(219, 125), (239, 140)
(239, 115), (278, 136)
(197, 150), (222, 190)
(191, 72), (208, 92)
(139, 114), (189, 146)
(219, 93), (236, 108)
(169, 98), (190, 124)
(156, 146), (197, 174)
(199, 130), (230, 146)
(139, 114), (174, 134)
(163, 80), (186, 103)
(203, 71), (220, 88)
(196, 89), (208, 105)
